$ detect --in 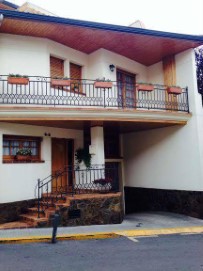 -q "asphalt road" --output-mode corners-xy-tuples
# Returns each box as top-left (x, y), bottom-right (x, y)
(0, 234), (203, 271)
